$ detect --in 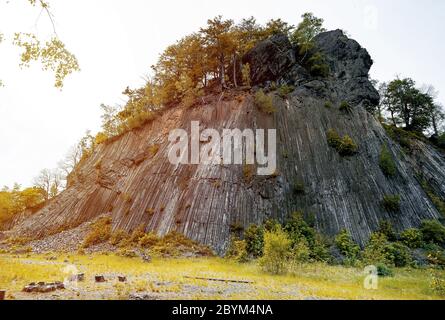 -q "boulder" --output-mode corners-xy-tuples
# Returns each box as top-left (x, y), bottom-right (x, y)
(242, 33), (296, 85)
